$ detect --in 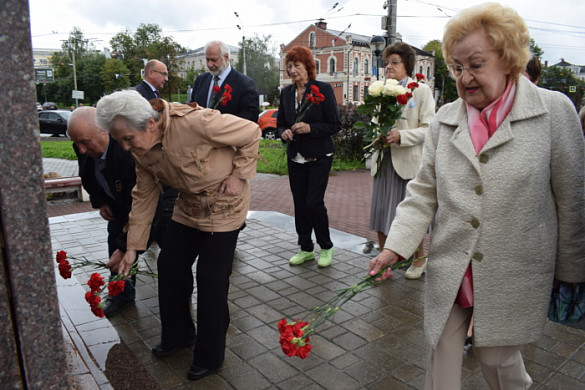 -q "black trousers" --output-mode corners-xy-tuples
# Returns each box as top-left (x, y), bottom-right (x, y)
(157, 220), (240, 369)
(287, 156), (333, 252)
